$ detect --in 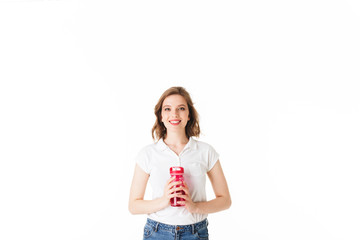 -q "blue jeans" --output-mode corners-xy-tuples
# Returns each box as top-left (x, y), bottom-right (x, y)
(143, 218), (209, 240)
